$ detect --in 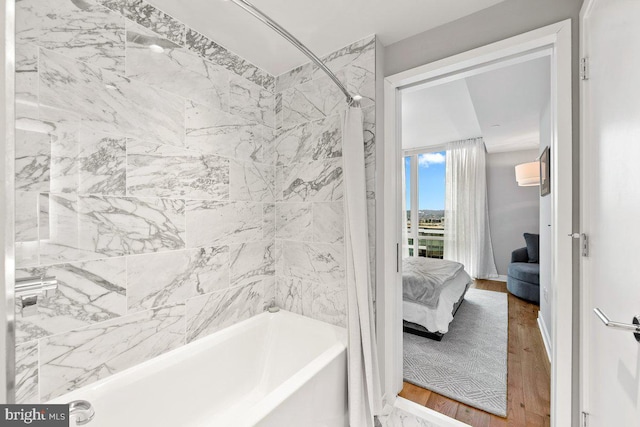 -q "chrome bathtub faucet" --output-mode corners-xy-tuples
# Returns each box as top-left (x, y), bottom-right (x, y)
(68, 400), (95, 425)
